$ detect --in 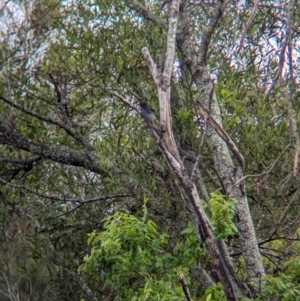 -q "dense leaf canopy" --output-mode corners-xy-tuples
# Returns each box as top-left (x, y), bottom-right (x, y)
(0, 0), (299, 300)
